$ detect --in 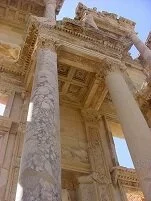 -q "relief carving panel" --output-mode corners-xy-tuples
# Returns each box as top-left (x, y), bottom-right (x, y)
(83, 114), (114, 201)
(61, 145), (88, 164)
